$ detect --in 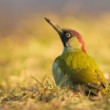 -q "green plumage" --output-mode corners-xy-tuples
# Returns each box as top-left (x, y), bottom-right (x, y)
(53, 49), (108, 94)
